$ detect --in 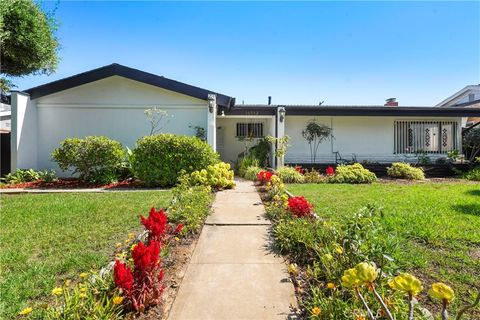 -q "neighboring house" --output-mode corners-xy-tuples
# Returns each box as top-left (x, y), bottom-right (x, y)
(436, 84), (480, 127)
(0, 94), (11, 132)
(10, 64), (480, 173)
